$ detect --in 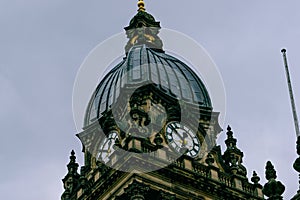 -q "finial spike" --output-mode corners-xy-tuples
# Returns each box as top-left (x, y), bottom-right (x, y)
(226, 125), (234, 139)
(251, 171), (260, 184)
(265, 161), (277, 180)
(137, 0), (146, 12)
(227, 125), (231, 131)
(69, 150), (76, 164)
